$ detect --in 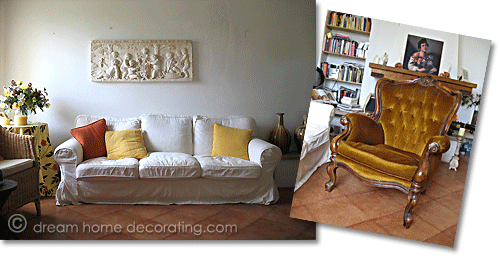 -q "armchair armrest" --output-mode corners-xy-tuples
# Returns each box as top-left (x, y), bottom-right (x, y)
(331, 113), (384, 153)
(54, 138), (84, 166)
(344, 113), (385, 144)
(421, 135), (450, 156)
(413, 135), (450, 184)
(248, 138), (282, 177)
